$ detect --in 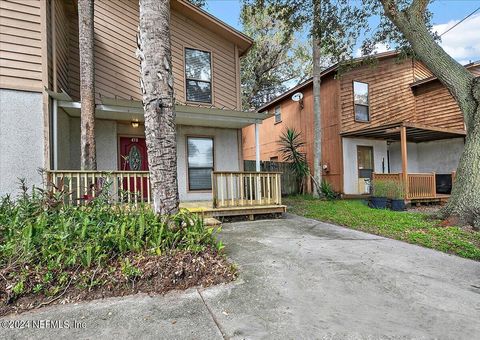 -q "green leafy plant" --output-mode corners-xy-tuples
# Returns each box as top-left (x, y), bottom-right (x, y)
(386, 181), (405, 200)
(278, 128), (310, 194)
(320, 180), (339, 200)
(371, 179), (390, 198)
(0, 184), (226, 302)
